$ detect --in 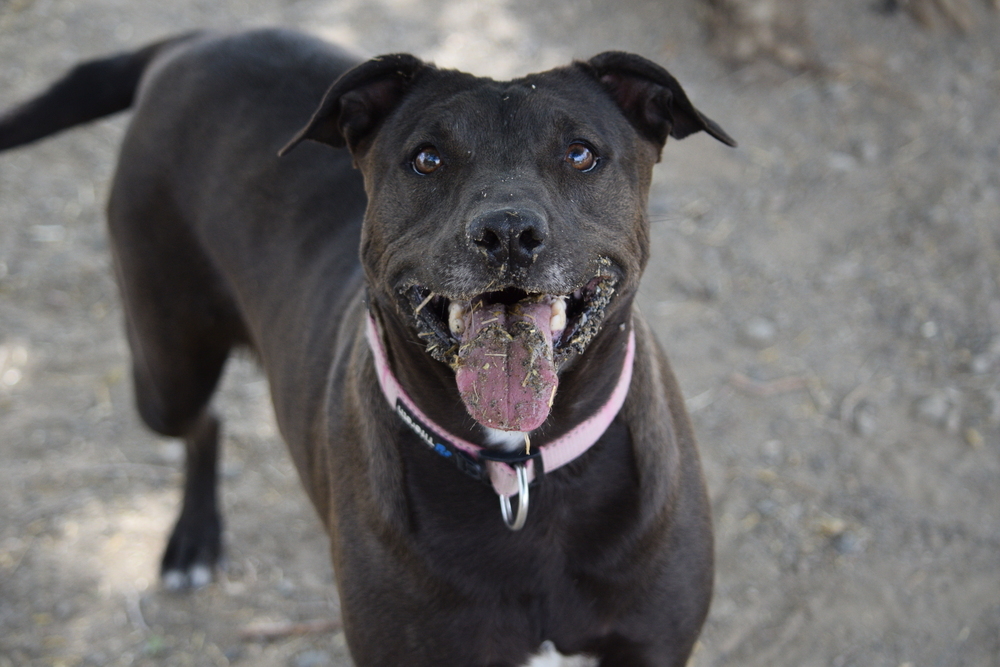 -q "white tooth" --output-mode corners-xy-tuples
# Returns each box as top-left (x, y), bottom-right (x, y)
(550, 297), (567, 334)
(449, 302), (467, 336)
